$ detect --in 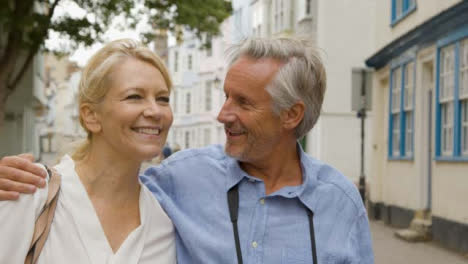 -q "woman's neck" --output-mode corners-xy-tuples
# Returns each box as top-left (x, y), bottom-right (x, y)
(73, 140), (143, 253)
(74, 142), (142, 203)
